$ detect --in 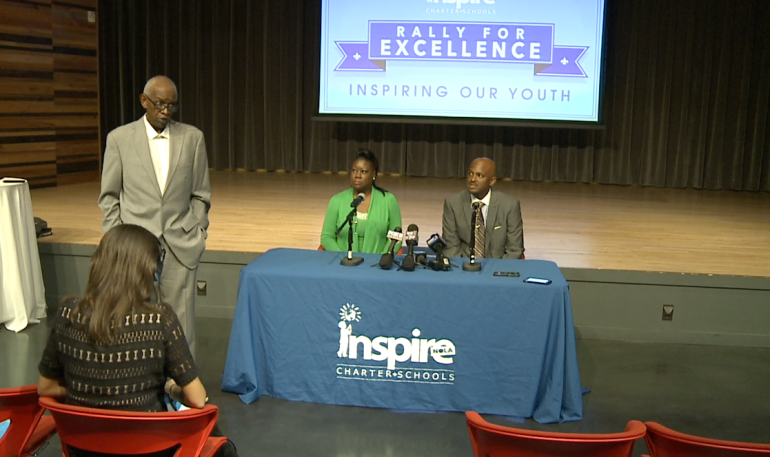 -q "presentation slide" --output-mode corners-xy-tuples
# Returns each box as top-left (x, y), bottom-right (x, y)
(318, 0), (607, 123)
